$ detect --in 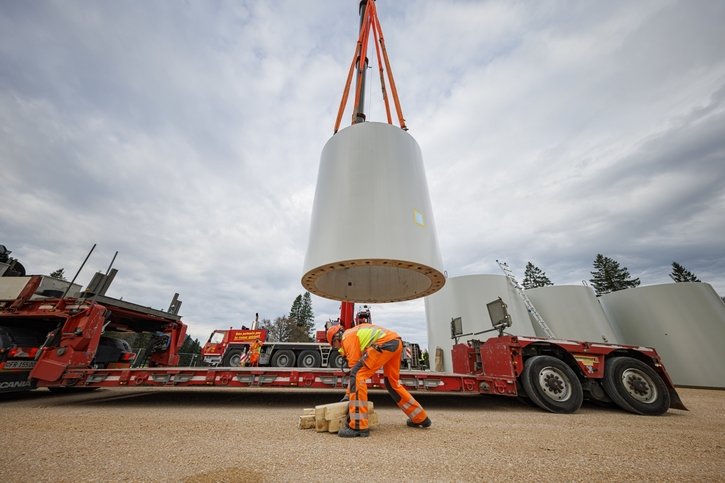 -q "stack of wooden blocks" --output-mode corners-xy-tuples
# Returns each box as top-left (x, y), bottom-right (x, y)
(298, 401), (379, 433)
